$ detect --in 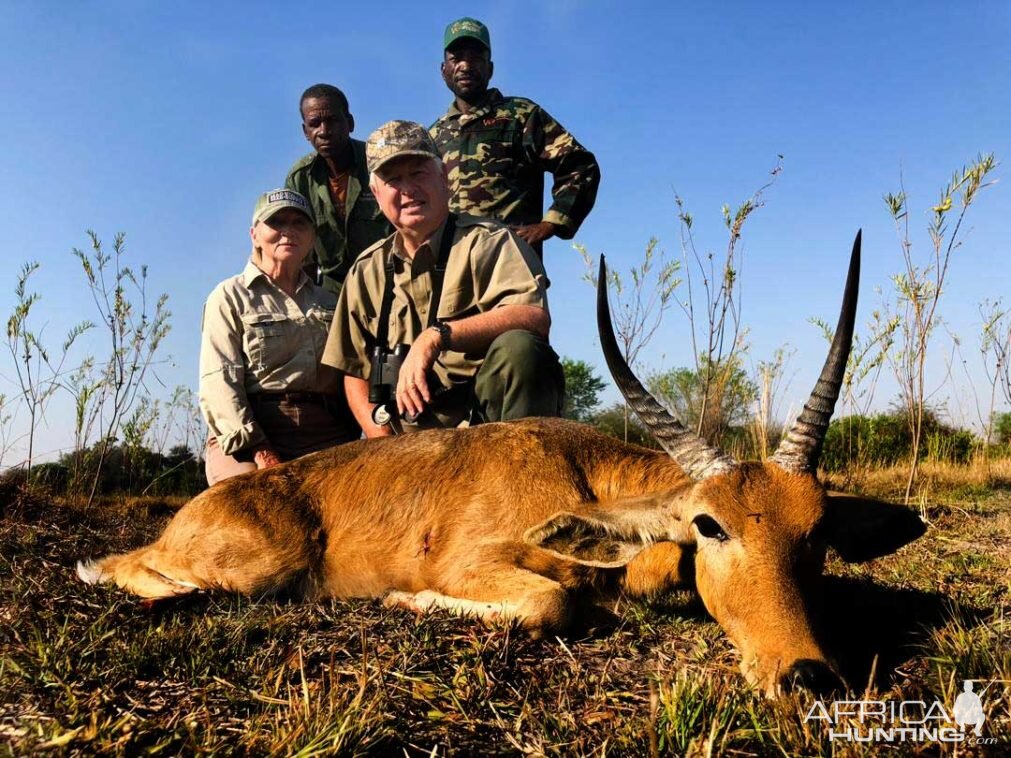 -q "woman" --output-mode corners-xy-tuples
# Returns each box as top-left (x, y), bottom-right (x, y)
(199, 189), (359, 485)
